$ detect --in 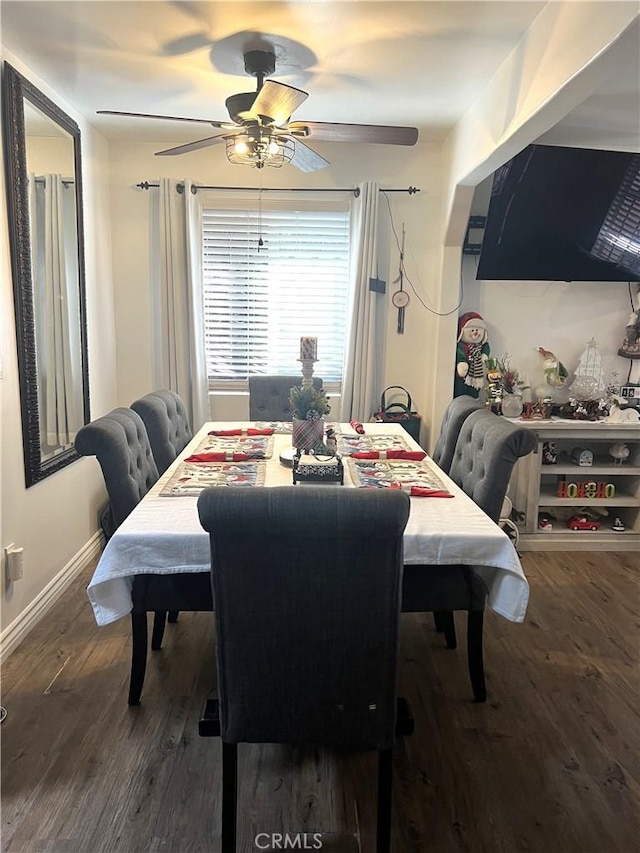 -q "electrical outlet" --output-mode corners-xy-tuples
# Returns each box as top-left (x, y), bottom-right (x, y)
(4, 544), (24, 582)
